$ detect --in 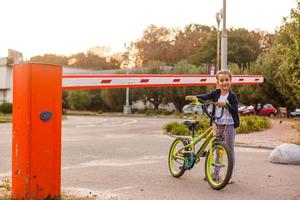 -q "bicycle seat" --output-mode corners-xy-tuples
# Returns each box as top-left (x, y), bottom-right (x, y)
(183, 120), (199, 127)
